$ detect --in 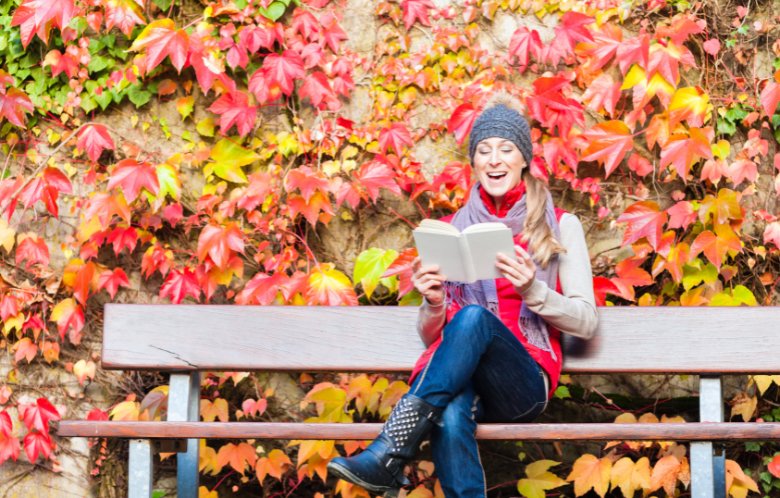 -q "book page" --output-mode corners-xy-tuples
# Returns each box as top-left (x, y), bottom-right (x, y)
(412, 231), (472, 283)
(416, 219), (461, 235)
(462, 222), (509, 233)
(463, 227), (517, 281)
